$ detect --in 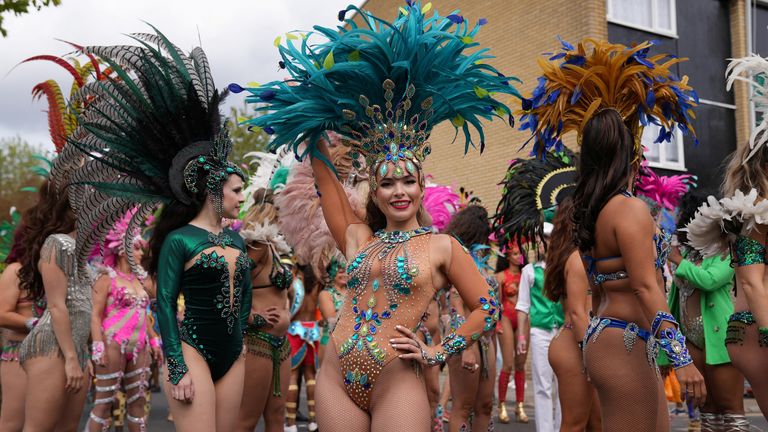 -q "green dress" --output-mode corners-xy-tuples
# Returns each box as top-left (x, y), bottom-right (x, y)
(157, 225), (252, 384)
